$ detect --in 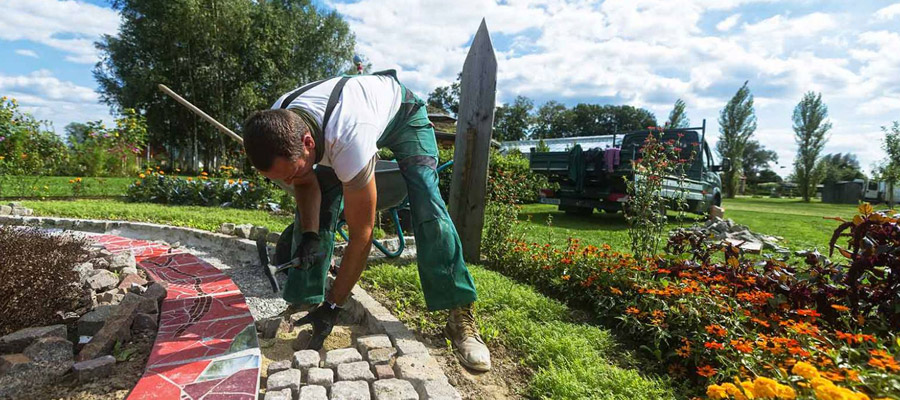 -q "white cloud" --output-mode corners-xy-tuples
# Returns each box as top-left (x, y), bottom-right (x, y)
(716, 13), (741, 31)
(14, 49), (39, 58)
(0, 70), (111, 131)
(0, 0), (120, 64)
(874, 2), (900, 21)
